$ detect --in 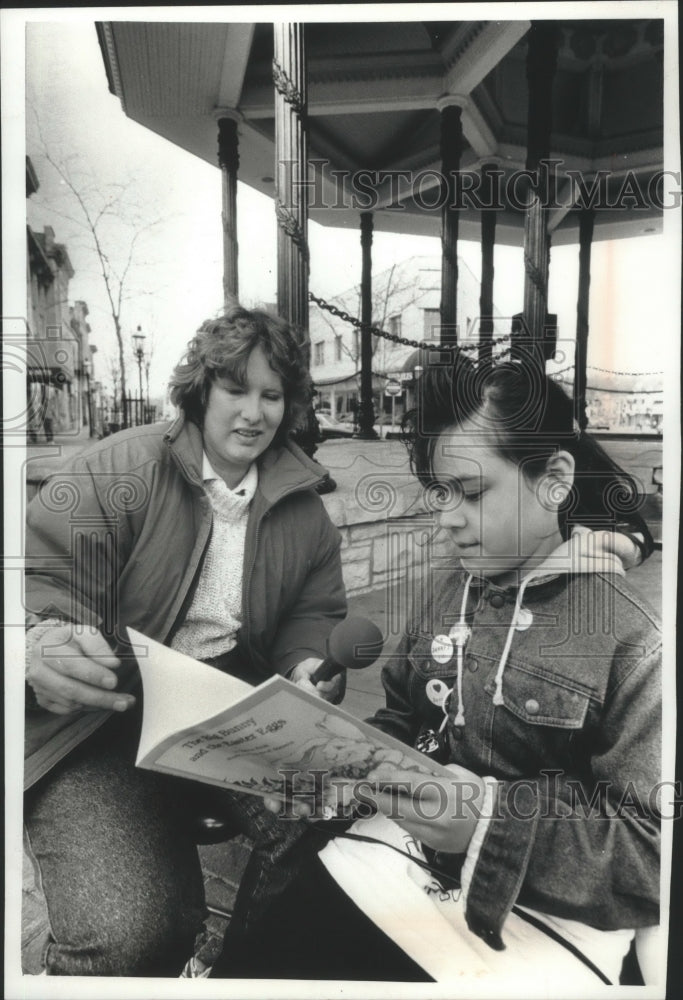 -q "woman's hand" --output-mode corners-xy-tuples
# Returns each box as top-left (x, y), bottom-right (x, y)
(26, 622), (135, 715)
(362, 763), (486, 855)
(289, 657), (346, 704)
(599, 529), (644, 570)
